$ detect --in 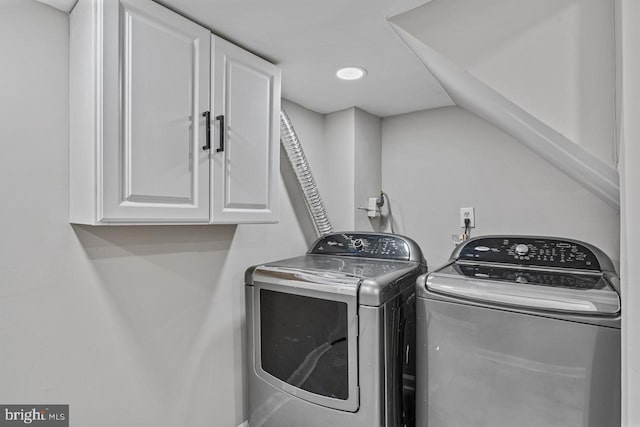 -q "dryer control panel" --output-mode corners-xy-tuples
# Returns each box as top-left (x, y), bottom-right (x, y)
(457, 237), (601, 270)
(309, 233), (413, 261)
